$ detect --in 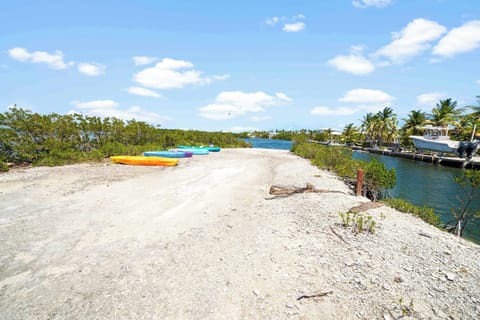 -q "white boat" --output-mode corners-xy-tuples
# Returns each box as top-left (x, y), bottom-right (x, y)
(409, 125), (479, 159)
